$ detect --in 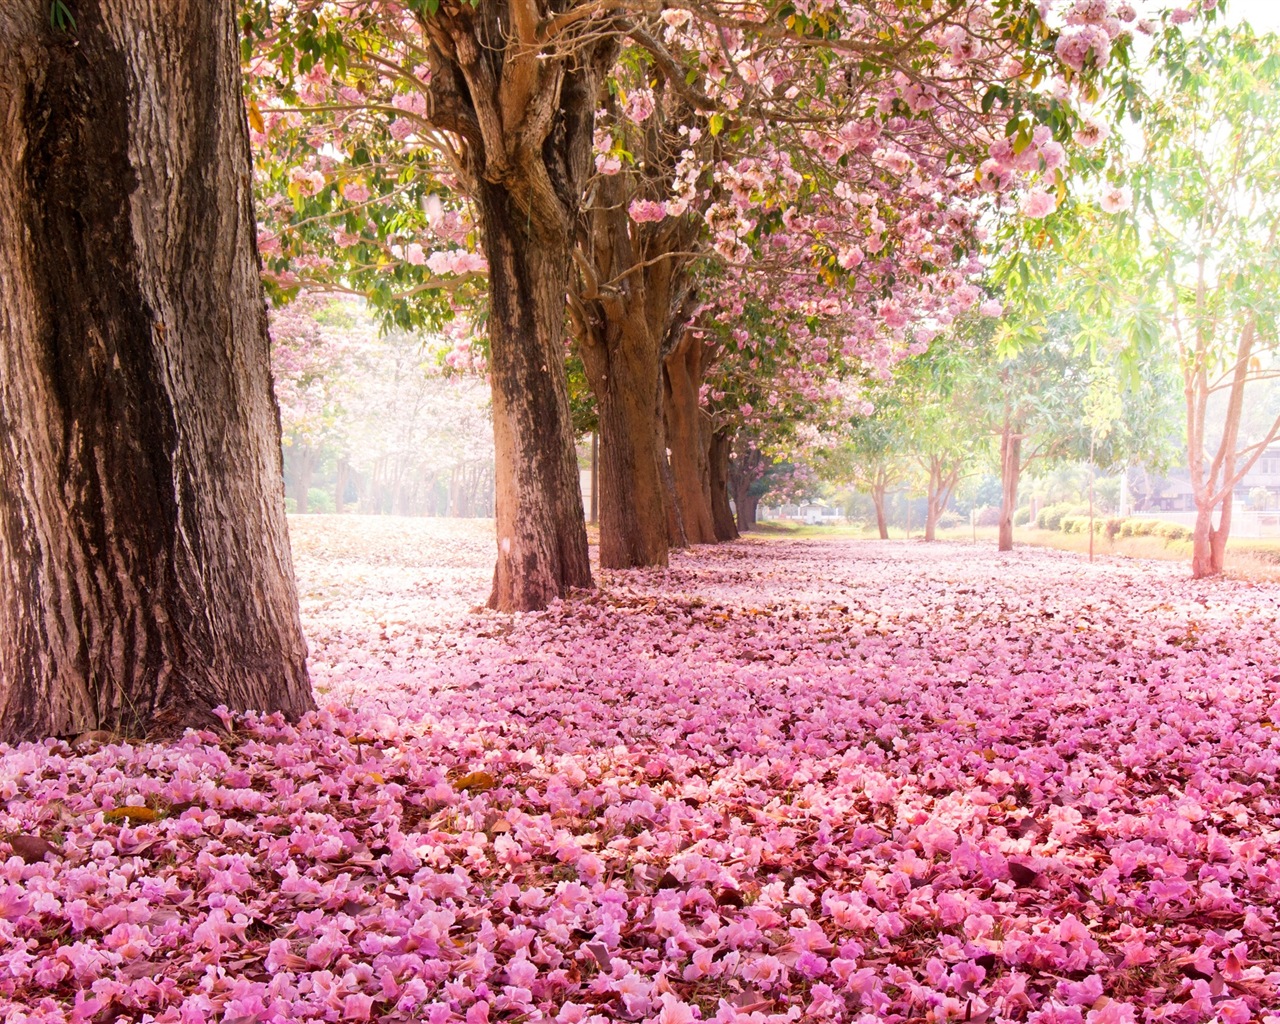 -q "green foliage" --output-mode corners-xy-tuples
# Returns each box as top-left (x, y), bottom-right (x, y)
(1036, 502), (1087, 531)
(306, 487), (336, 514)
(49, 1), (74, 31)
